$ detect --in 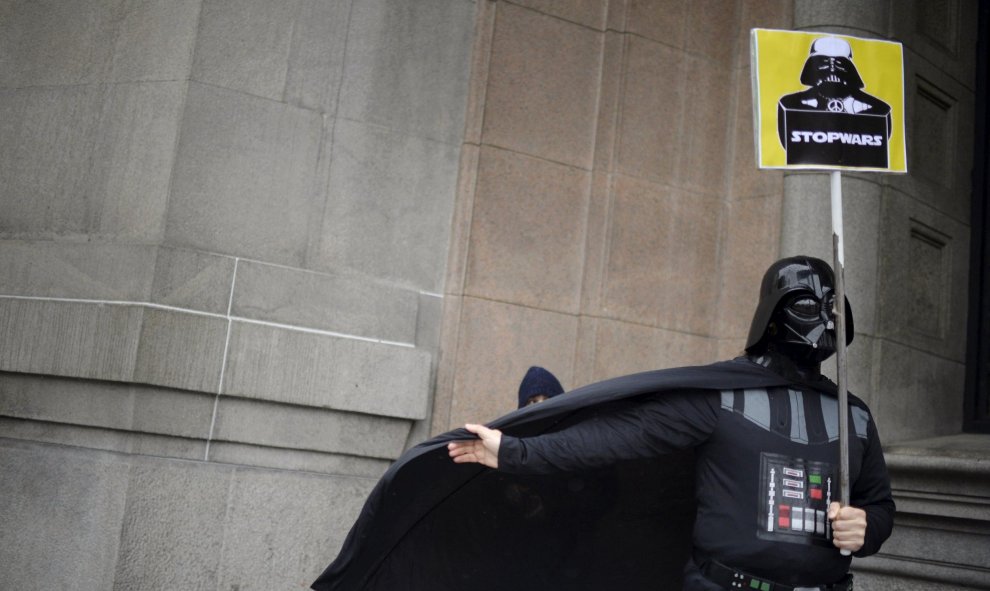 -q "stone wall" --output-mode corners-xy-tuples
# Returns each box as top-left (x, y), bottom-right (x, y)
(0, 0), (985, 589)
(0, 0), (475, 588)
(434, 0), (793, 434)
